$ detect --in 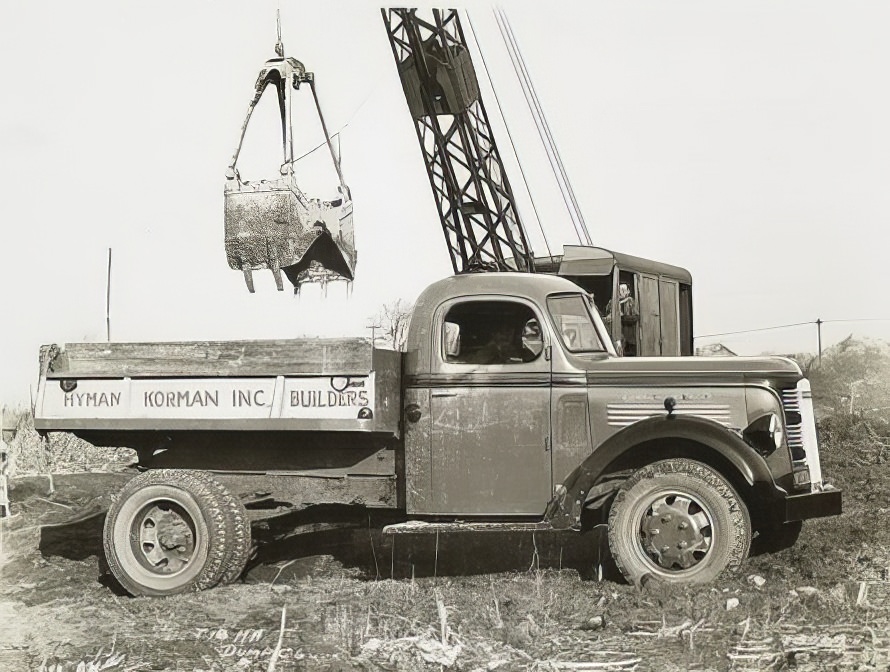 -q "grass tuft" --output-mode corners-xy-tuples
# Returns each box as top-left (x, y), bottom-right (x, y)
(4, 408), (134, 477)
